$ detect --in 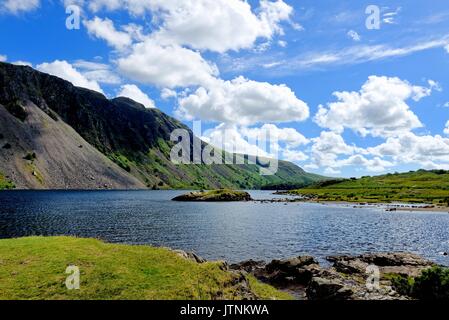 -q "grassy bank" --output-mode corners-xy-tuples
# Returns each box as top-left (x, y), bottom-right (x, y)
(0, 237), (292, 300)
(290, 170), (449, 204)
